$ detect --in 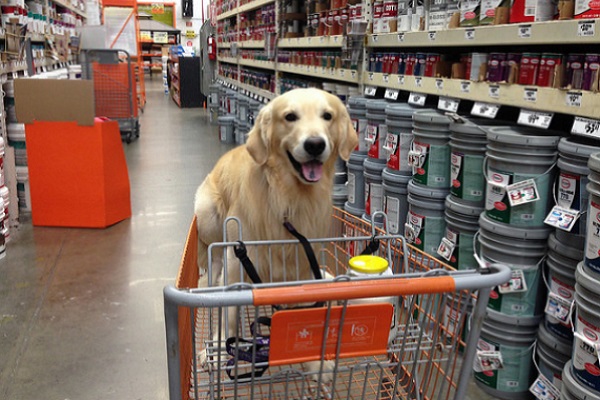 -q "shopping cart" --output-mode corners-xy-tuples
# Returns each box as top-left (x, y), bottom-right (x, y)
(164, 208), (511, 400)
(81, 49), (140, 143)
